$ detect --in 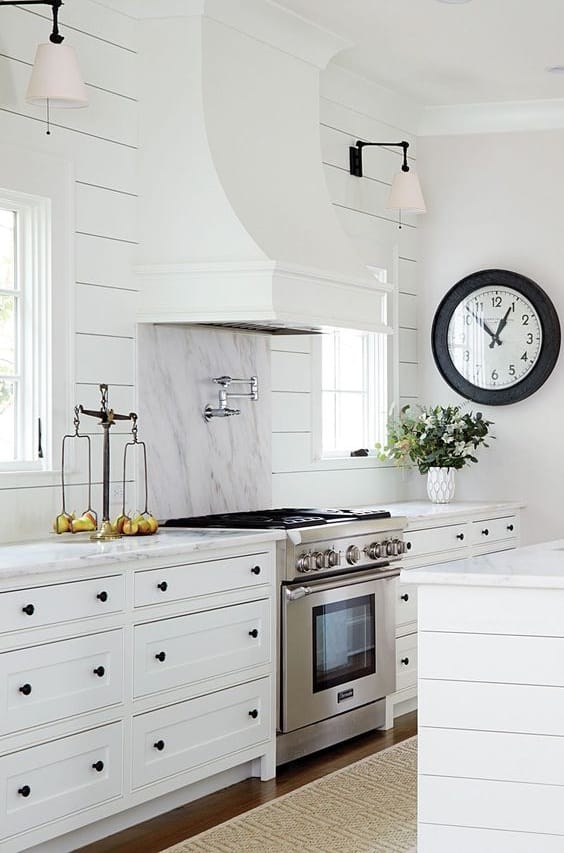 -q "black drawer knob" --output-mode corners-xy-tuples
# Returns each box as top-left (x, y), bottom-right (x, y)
(154, 739), (165, 751)
(482, 528), (489, 536)
(97, 591), (108, 602)
(93, 666), (105, 678)
(92, 760), (104, 773)
(18, 785), (31, 798)
(507, 524), (514, 532)
(155, 651), (166, 662)
(400, 593), (409, 602)
(22, 604), (35, 616)
(456, 533), (465, 541)
(248, 709), (259, 719)
(157, 581), (168, 592)
(19, 683), (32, 696)
(251, 566), (261, 576)
(248, 628), (259, 638)
(406, 541), (412, 550)
(401, 657), (410, 666)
